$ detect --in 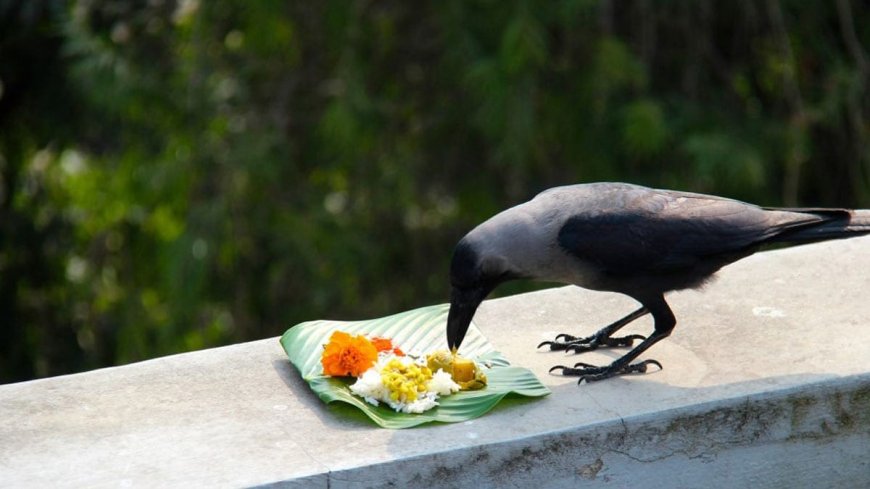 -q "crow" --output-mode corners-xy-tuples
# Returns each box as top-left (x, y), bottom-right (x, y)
(445, 182), (870, 383)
